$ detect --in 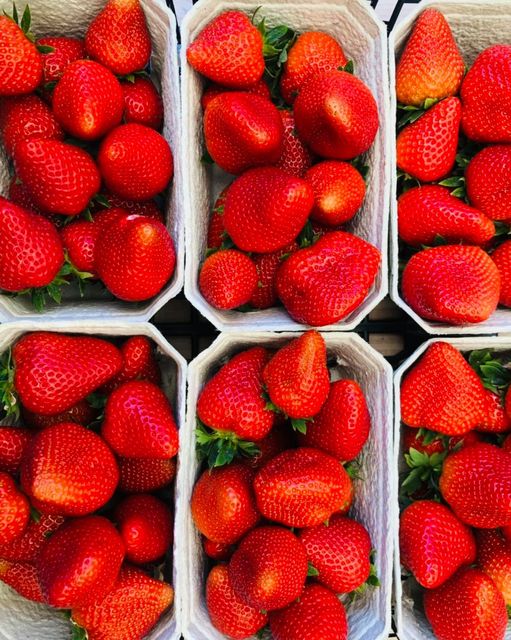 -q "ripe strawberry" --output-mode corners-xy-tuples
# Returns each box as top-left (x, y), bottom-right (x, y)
(122, 77), (163, 129)
(103, 335), (161, 394)
(223, 167), (313, 253)
(207, 187), (228, 249)
(72, 565), (173, 640)
(465, 145), (511, 221)
(263, 331), (330, 419)
(191, 463), (260, 545)
(102, 380), (179, 459)
(229, 525), (308, 610)
(21, 422), (119, 516)
(424, 568), (507, 640)
(203, 538), (234, 561)
(478, 391), (511, 433)
(37, 36), (84, 86)
(294, 70), (379, 159)
(85, 0), (151, 76)
(0, 560), (44, 603)
(199, 249), (258, 310)
(461, 45), (511, 143)
(404, 428), (482, 456)
(53, 60), (124, 141)
(22, 399), (98, 431)
(276, 231), (381, 326)
(187, 11), (264, 88)
(93, 206), (132, 232)
(0, 14), (42, 96)
(0, 427), (31, 475)
(206, 564), (268, 639)
(197, 347), (275, 441)
(118, 457), (176, 493)
(13, 139), (101, 216)
(253, 447), (352, 527)
(204, 92), (284, 174)
(201, 80), (270, 111)
(250, 242), (298, 310)
(37, 516), (124, 609)
(275, 109), (314, 177)
(115, 494), (172, 565)
(476, 529), (511, 605)
(61, 220), (100, 275)
(396, 8), (464, 106)
(98, 192), (164, 223)
(280, 31), (347, 105)
(398, 185), (495, 247)
(492, 240), (511, 307)
(0, 513), (64, 563)
(402, 245), (500, 325)
(95, 215), (176, 301)
(396, 97), (461, 182)
(270, 584), (348, 640)
(98, 123), (173, 201)
(298, 379), (370, 461)
(0, 473), (29, 545)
